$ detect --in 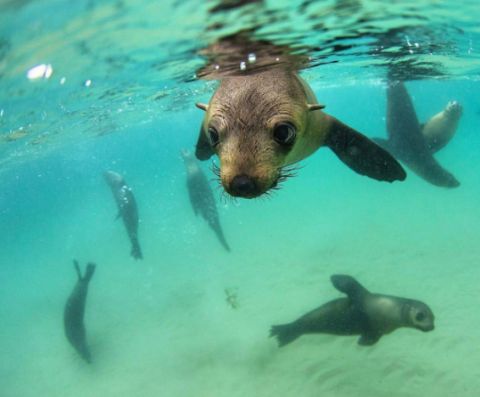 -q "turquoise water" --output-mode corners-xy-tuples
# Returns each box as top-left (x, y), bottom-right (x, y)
(1, 1), (480, 396)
